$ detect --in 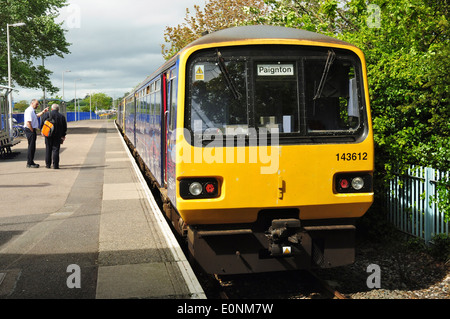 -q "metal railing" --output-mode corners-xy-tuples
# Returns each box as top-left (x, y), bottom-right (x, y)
(386, 166), (449, 244)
